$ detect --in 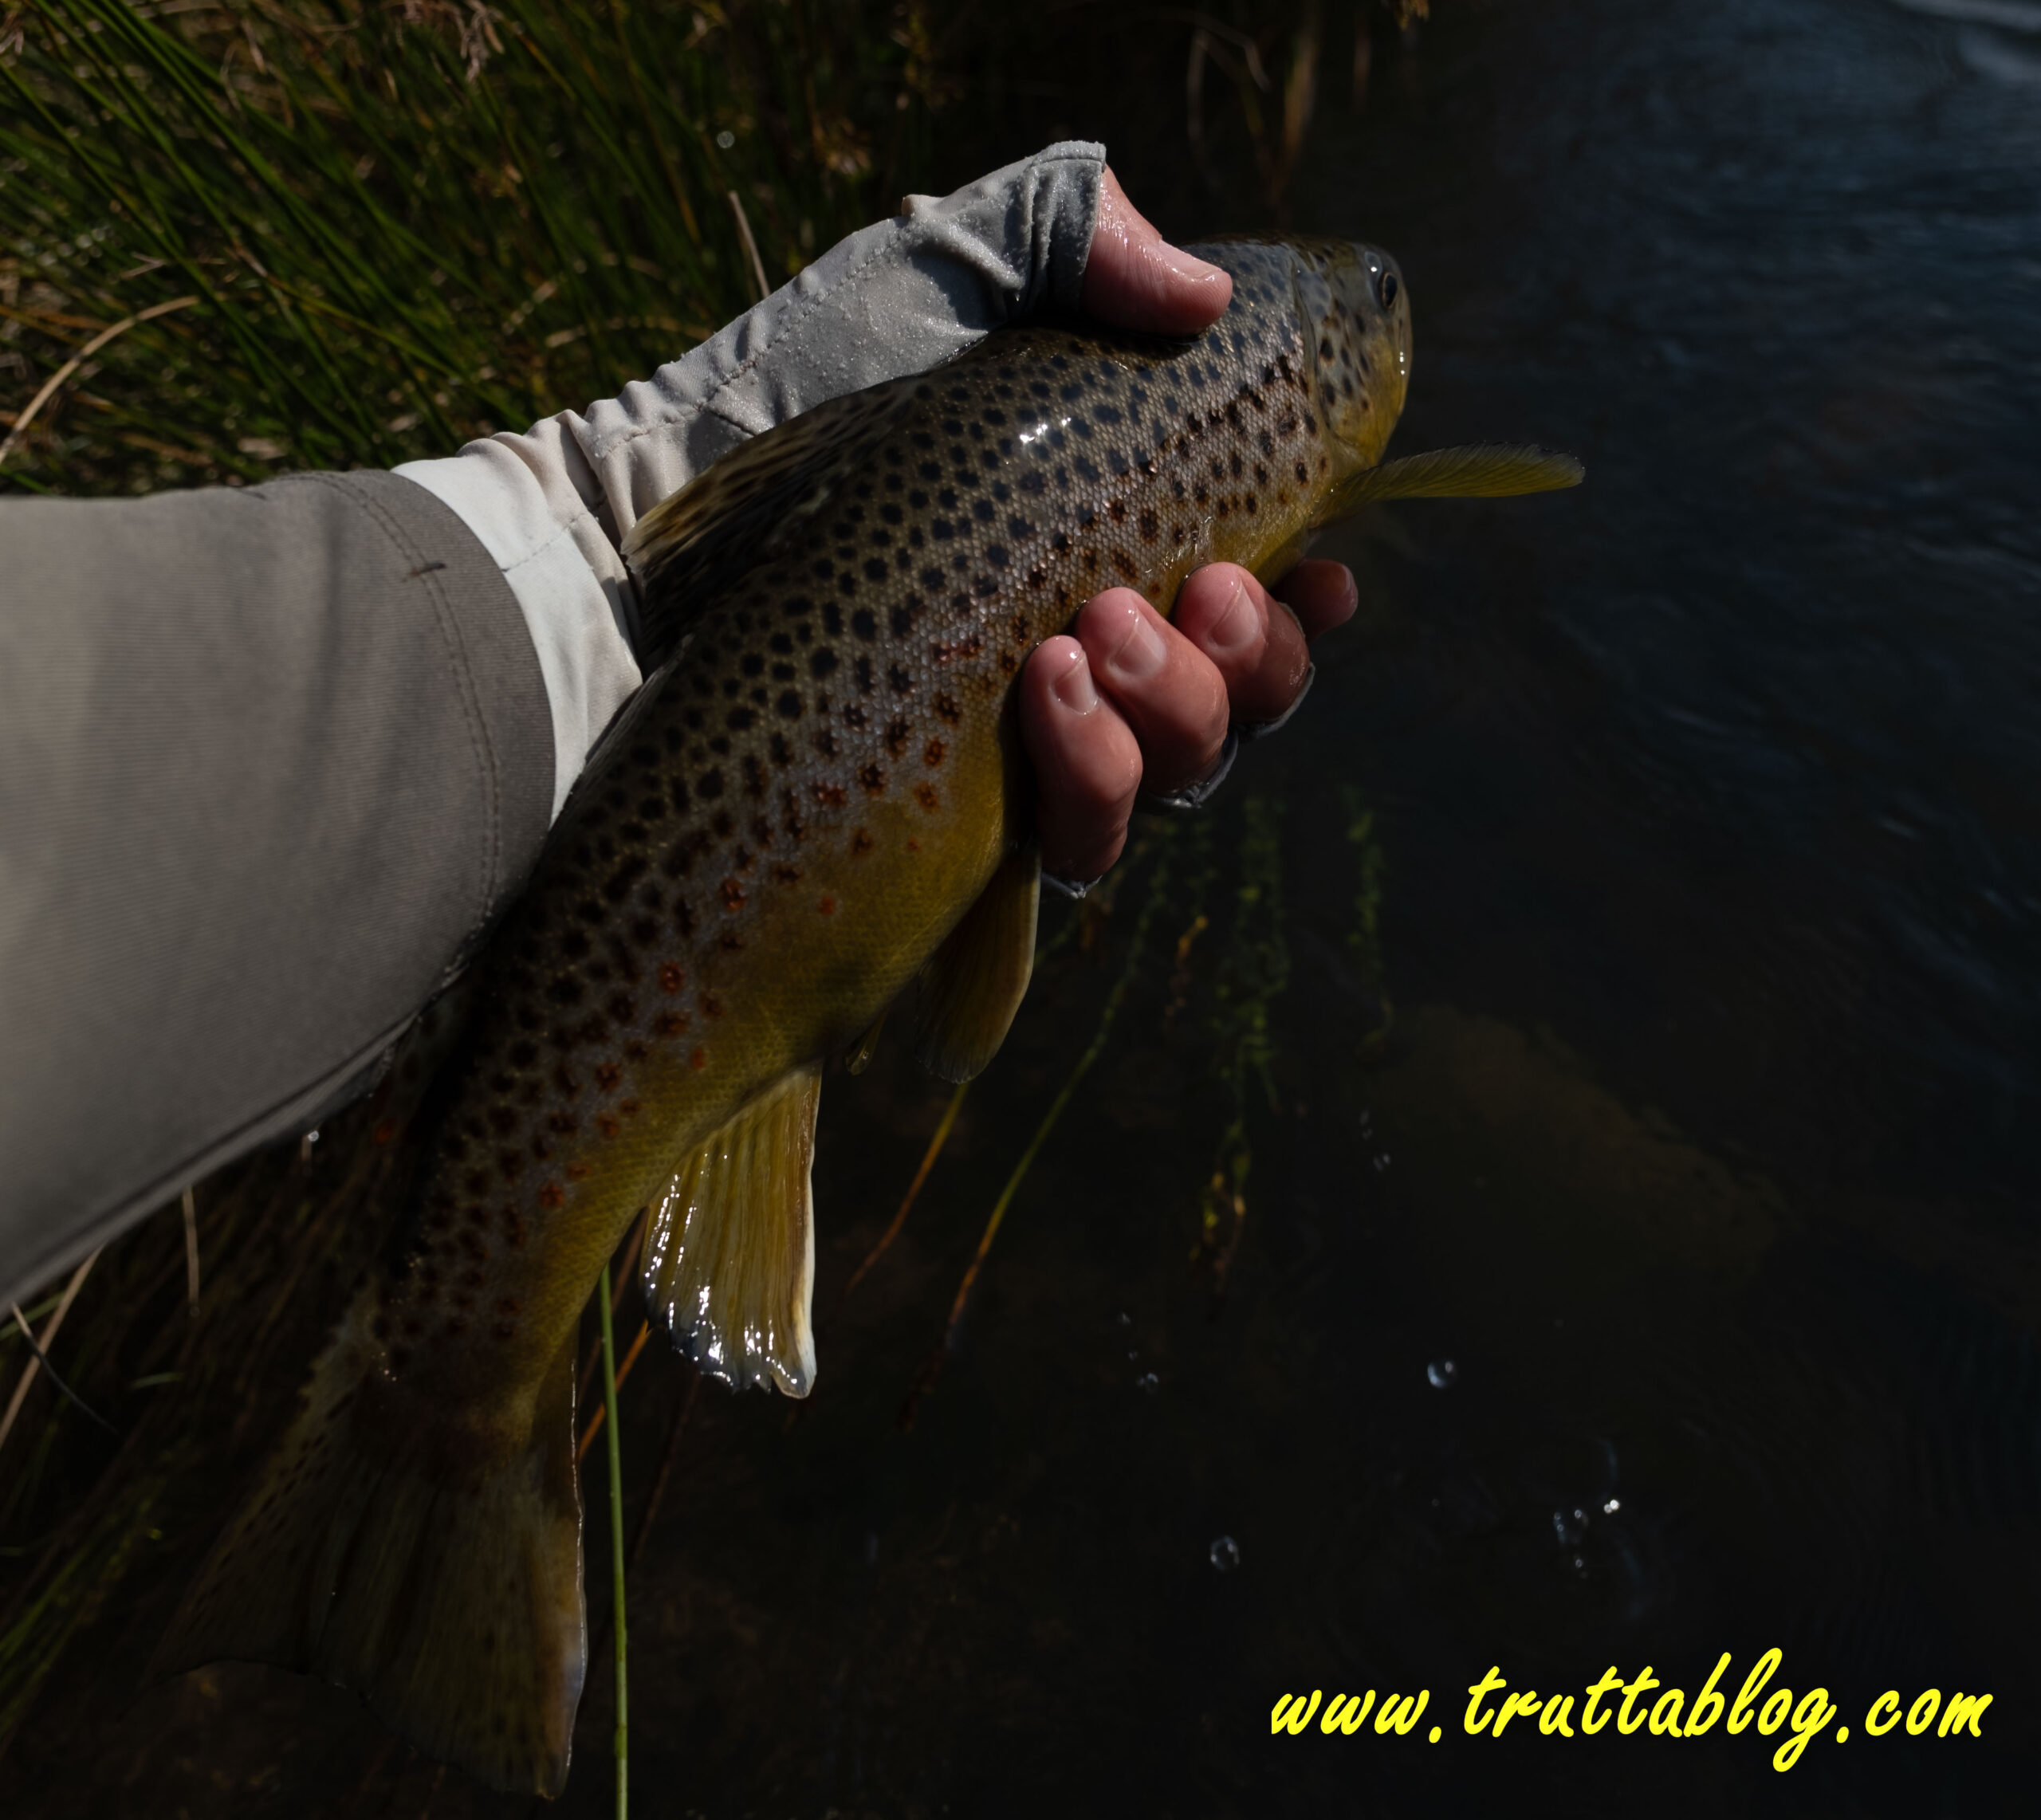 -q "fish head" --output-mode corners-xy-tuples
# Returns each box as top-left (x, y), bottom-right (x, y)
(1293, 238), (1411, 473)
